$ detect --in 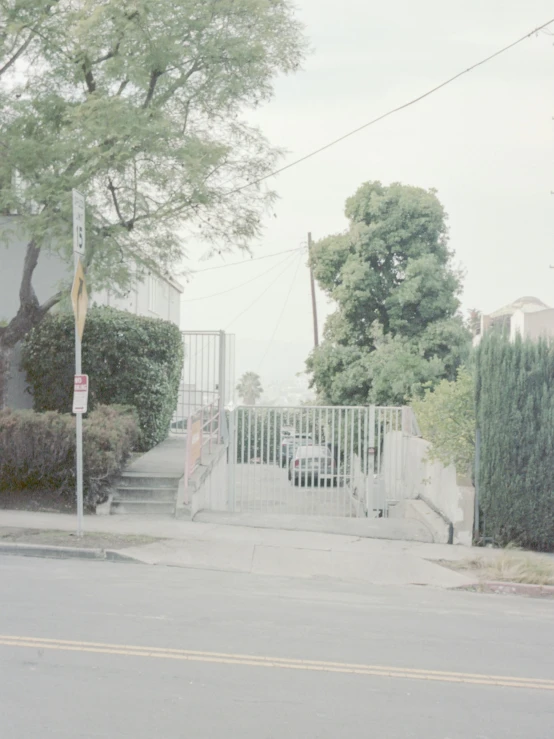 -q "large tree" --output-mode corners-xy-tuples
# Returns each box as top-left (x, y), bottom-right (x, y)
(0, 0), (306, 398)
(308, 181), (470, 405)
